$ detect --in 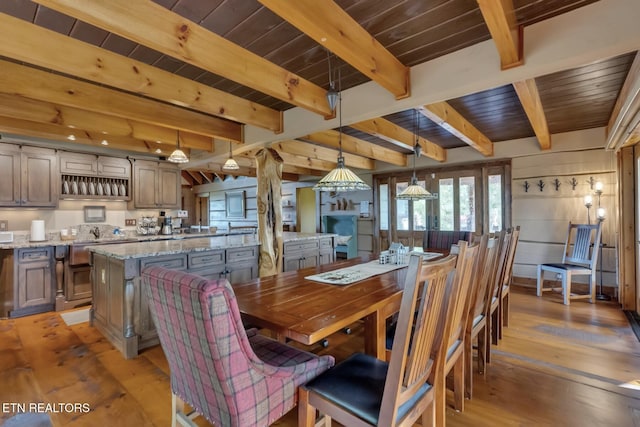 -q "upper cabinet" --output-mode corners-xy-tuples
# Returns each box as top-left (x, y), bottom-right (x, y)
(131, 160), (180, 209)
(0, 144), (57, 208)
(59, 152), (131, 200)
